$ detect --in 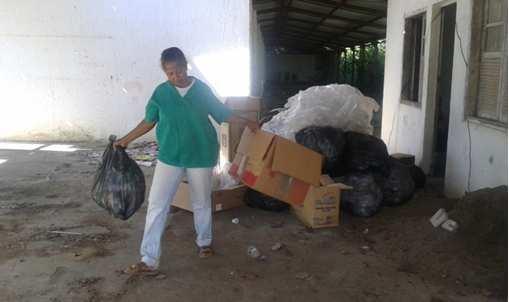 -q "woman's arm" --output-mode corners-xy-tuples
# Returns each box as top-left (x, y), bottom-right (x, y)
(113, 120), (155, 148)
